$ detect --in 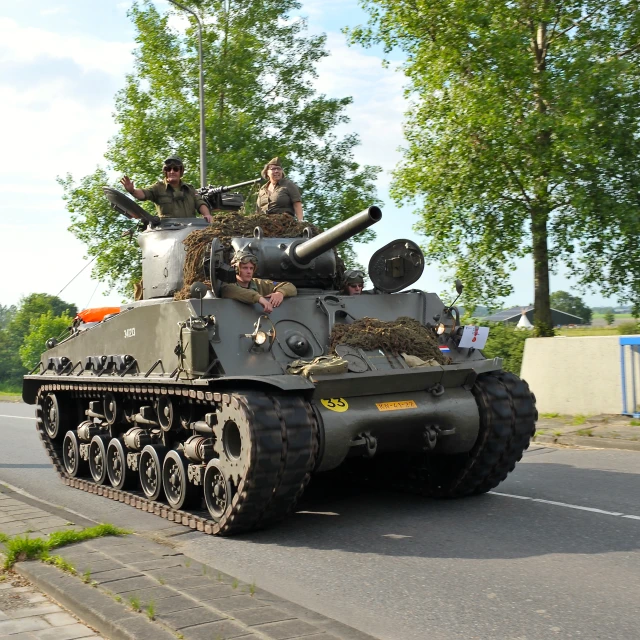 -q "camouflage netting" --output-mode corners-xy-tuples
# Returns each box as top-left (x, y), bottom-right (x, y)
(175, 212), (345, 300)
(329, 317), (450, 365)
